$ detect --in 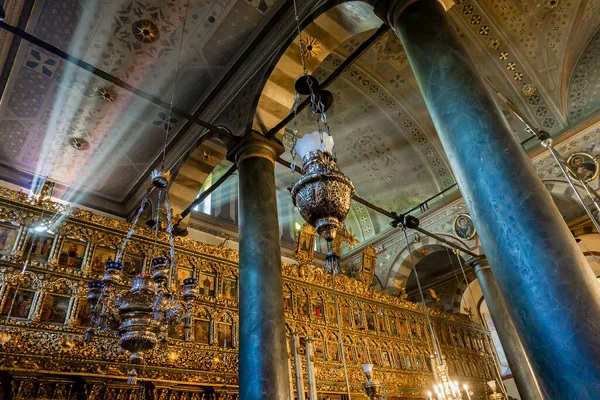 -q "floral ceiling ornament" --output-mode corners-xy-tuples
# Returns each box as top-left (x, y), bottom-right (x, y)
(69, 137), (89, 151)
(96, 87), (116, 102)
(487, 37), (501, 50)
(302, 36), (321, 58)
(544, 0), (558, 9)
(521, 83), (537, 97)
(375, 31), (406, 62)
(132, 20), (160, 43)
